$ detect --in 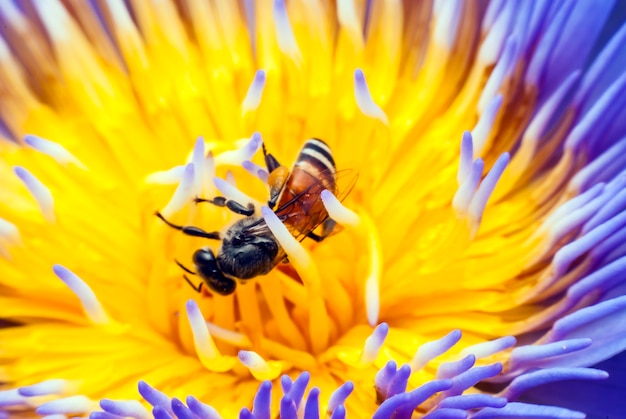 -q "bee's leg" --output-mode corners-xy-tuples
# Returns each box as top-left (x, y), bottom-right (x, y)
(306, 219), (337, 242)
(183, 275), (203, 293)
(175, 260), (196, 275)
(155, 212), (221, 240)
(262, 142), (282, 173)
(194, 196), (255, 216)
